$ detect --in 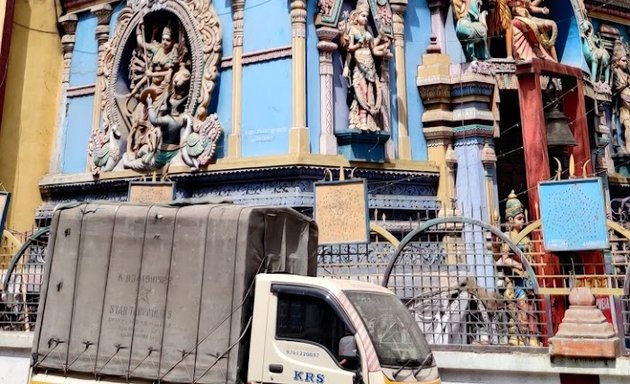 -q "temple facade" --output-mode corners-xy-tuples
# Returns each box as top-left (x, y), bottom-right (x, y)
(2, 0), (630, 383)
